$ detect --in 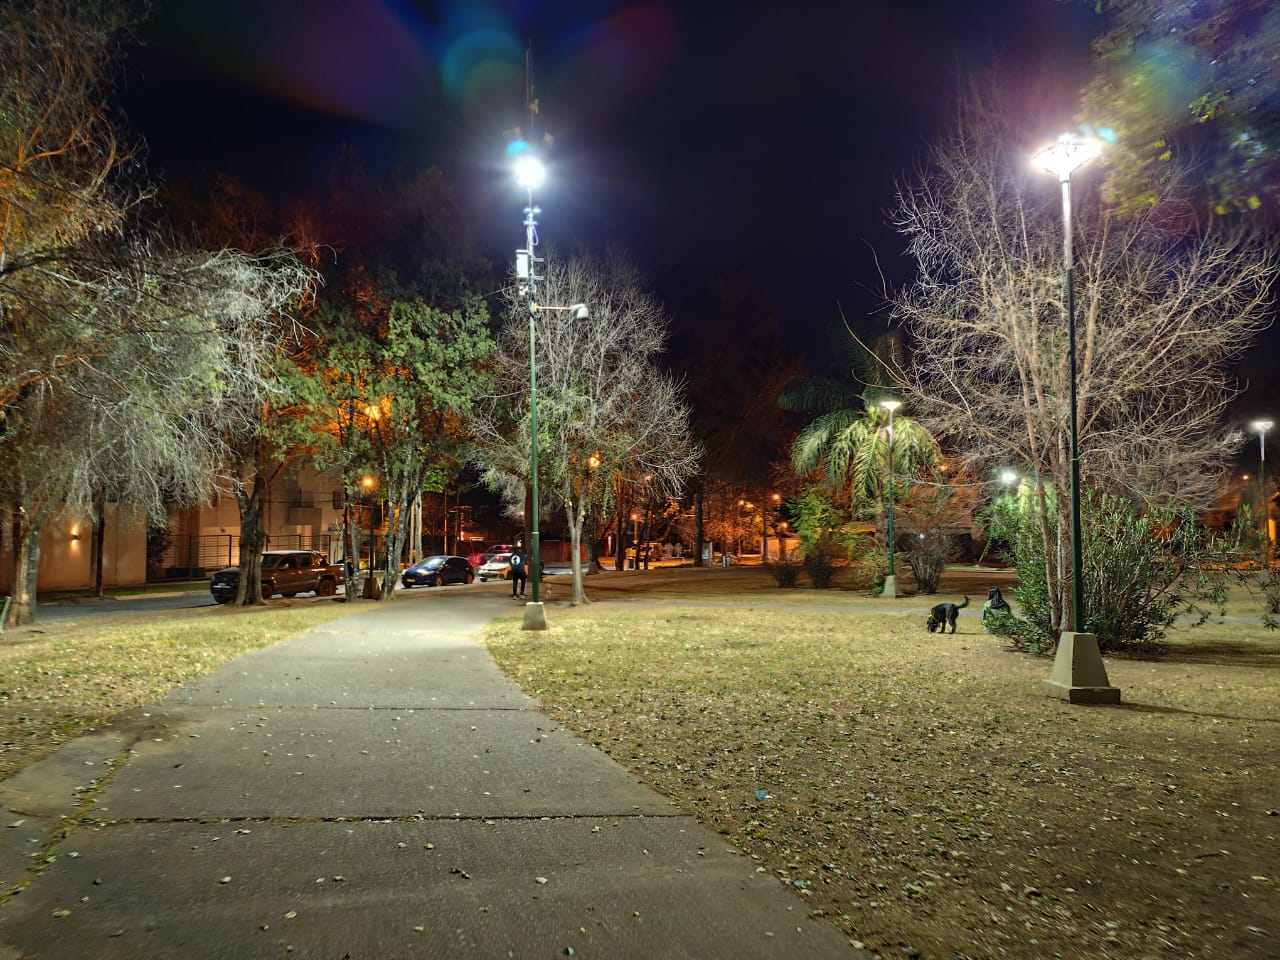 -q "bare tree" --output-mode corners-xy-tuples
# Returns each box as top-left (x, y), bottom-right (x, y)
(888, 89), (1278, 637)
(1, 239), (315, 624)
(0, 3), (317, 622)
(1, 0), (144, 410)
(470, 254), (701, 605)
